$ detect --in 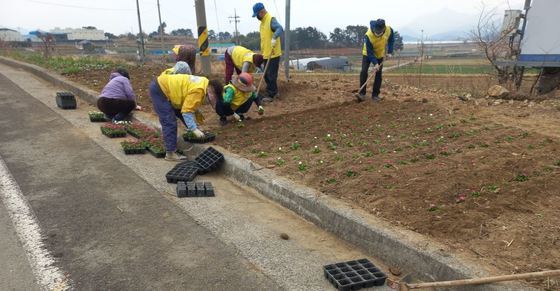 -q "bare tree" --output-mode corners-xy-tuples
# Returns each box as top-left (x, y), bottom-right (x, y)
(470, 3), (519, 85)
